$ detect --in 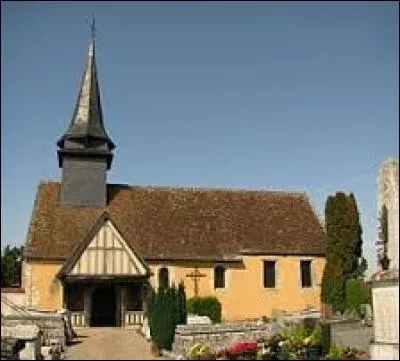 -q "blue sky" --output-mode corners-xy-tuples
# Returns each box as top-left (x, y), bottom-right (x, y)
(1, 2), (398, 275)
